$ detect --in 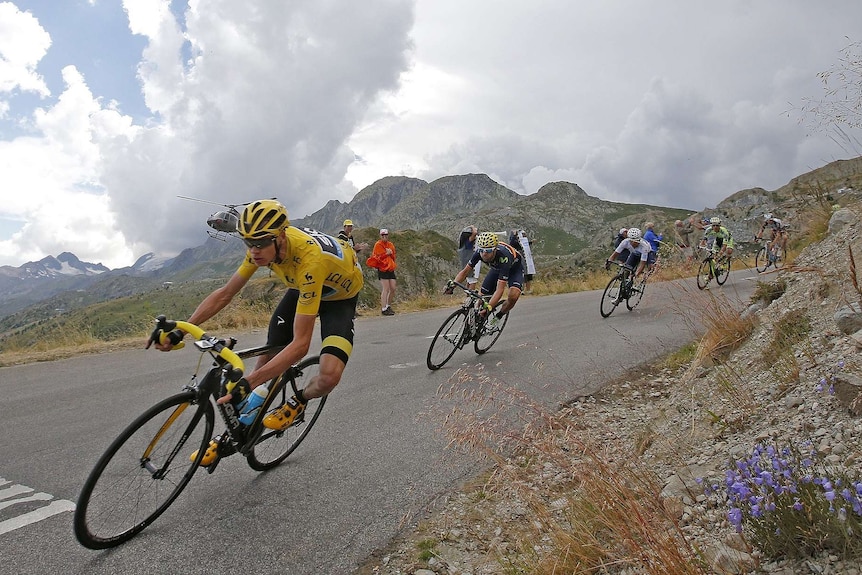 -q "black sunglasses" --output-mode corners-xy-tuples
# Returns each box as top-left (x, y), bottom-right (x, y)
(243, 237), (276, 250)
